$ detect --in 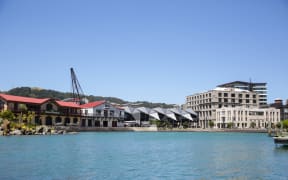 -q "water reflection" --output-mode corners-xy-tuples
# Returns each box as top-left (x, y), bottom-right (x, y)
(274, 145), (288, 152)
